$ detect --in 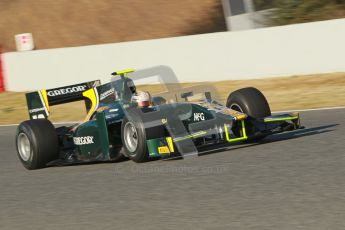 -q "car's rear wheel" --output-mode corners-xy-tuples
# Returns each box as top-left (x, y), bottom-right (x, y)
(226, 87), (271, 141)
(16, 119), (59, 170)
